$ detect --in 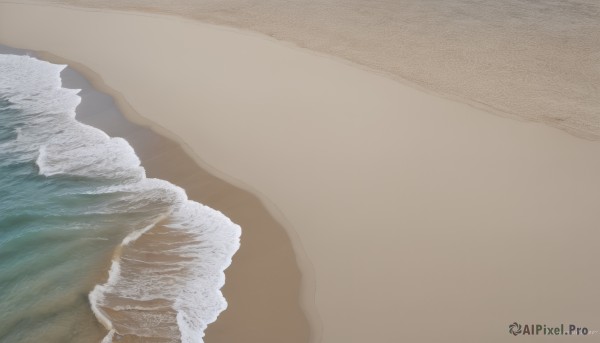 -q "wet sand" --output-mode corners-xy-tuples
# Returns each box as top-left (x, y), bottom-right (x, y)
(2, 2), (600, 343)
